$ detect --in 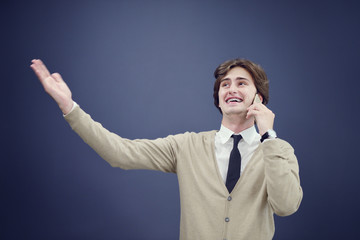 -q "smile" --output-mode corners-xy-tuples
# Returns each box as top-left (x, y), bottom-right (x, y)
(226, 97), (243, 103)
